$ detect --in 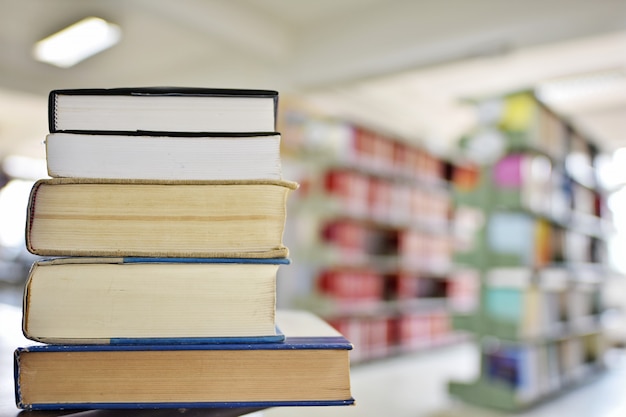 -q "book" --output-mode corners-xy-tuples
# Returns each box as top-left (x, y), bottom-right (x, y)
(492, 153), (553, 215)
(485, 343), (541, 401)
(487, 212), (535, 265)
(486, 268), (544, 338)
(22, 257), (290, 344)
(25, 178), (298, 258)
(49, 87), (278, 134)
(45, 132), (282, 180)
(14, 310), (354, 410)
